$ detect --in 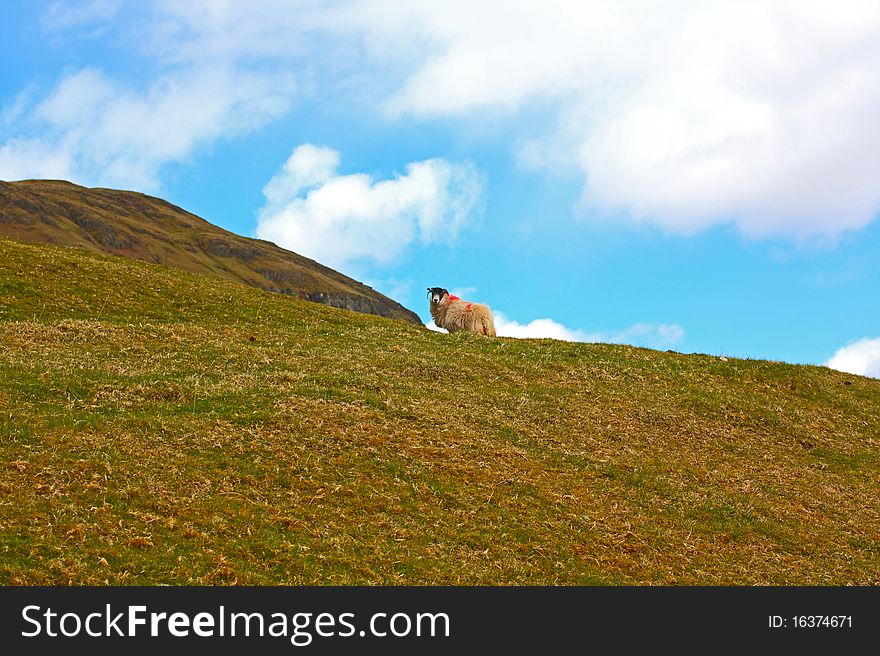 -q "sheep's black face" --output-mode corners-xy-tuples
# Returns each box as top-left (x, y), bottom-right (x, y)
(427, 287), (448, 304)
